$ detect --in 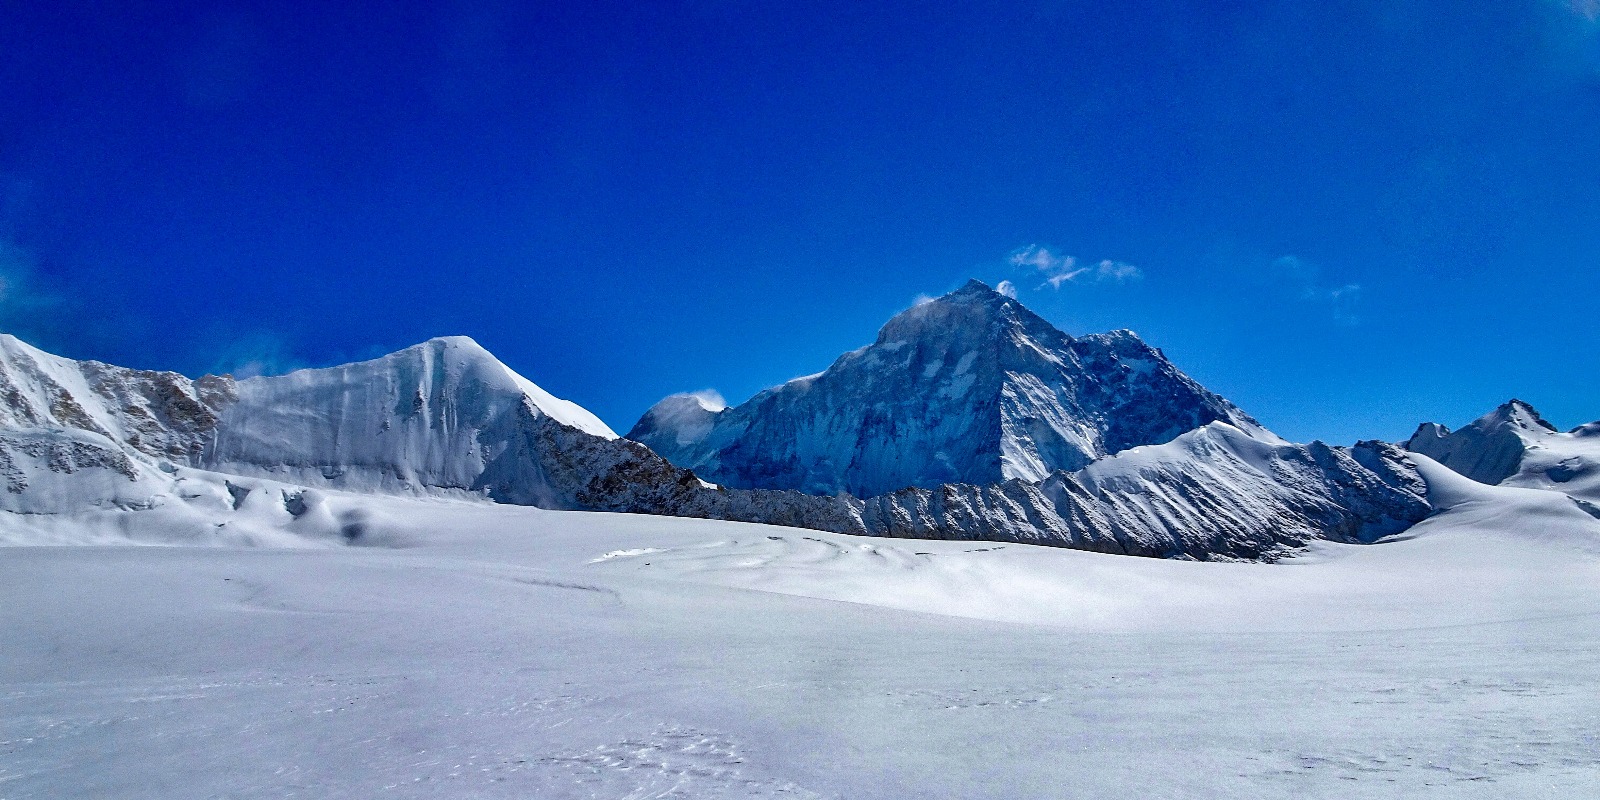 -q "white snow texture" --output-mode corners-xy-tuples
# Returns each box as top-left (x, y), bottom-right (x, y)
(4, 283), (1600, 798)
